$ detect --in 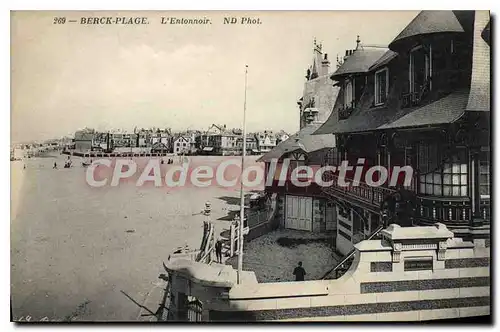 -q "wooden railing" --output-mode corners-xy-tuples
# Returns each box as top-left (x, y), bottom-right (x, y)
(229, 194), (278, 256)
(401, 78), (431, 108)
(415, 196), (490, 227)
(321, 172), (491, 227)
(338, 101), (356, 120)
(480, 198), (491, 222)
(321, 172), (396, 209)
(415, 196), (471, 226)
